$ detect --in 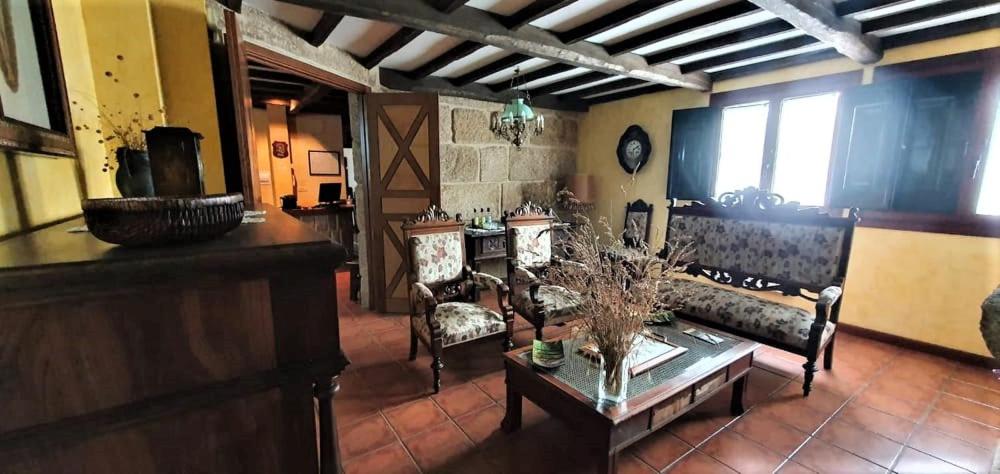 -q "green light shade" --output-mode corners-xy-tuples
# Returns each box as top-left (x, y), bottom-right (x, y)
(500, 98), (536, 122)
